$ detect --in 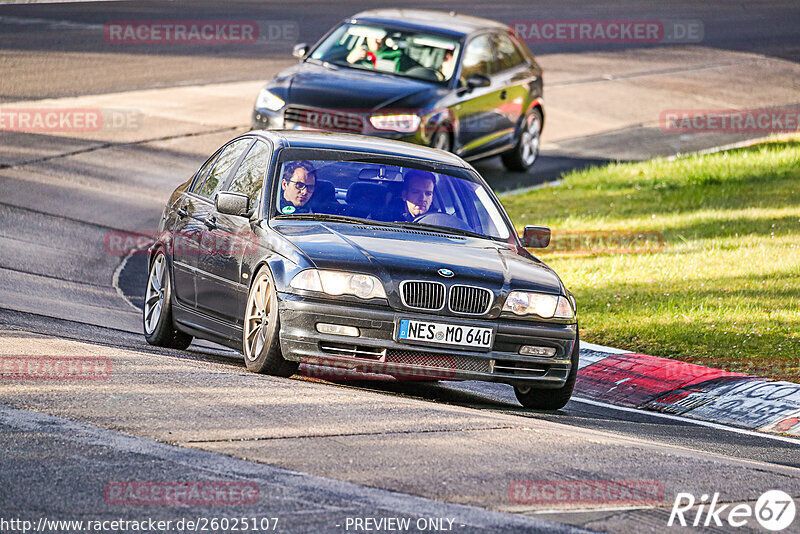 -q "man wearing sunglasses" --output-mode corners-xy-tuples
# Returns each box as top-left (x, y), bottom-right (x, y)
(279, 160), (317, 214)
